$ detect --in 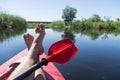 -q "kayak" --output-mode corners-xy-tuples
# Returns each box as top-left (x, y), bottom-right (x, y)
(0, 49), (65, 80)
